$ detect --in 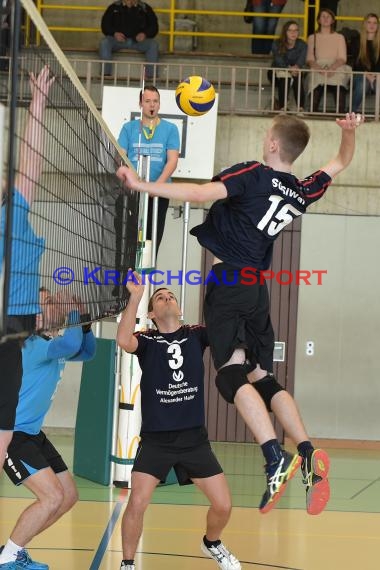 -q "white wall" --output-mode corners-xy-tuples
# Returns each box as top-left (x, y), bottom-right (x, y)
(294, 215), (380, 440)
